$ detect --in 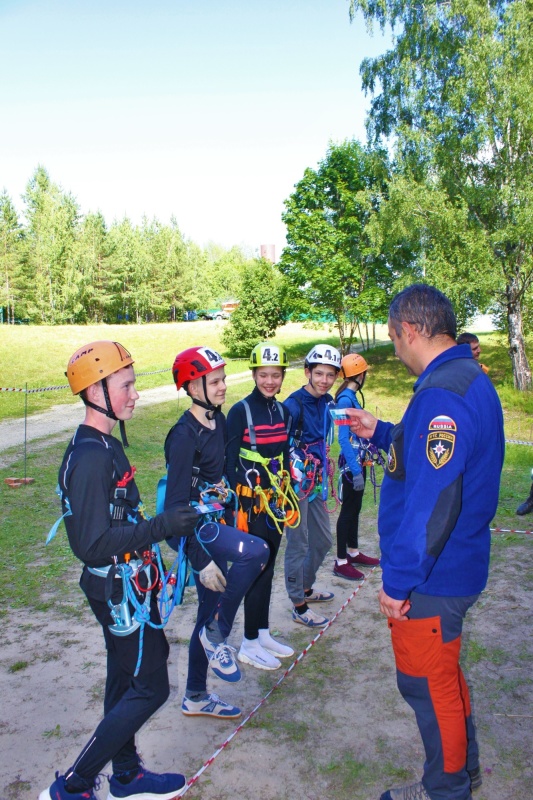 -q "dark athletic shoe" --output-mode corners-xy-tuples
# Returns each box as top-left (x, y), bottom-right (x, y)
(39, 774), (96, 800)
(380, 781), (431, 800)
(108, 768), (185, 800)
(347, 551), (380, 567)
(516, 493), (533, 515)
(469, 766), (483, 790)
(333, 561), (364, 581)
